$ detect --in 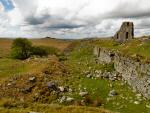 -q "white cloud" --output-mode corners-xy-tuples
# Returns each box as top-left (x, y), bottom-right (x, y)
(1, 0), (150, 38)
(7, 8), (23, 26)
